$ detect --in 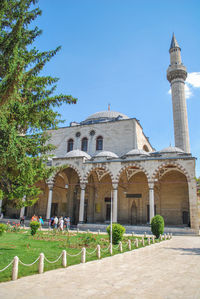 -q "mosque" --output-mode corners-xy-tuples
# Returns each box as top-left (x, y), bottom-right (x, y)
(4, 34), (199, 231)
